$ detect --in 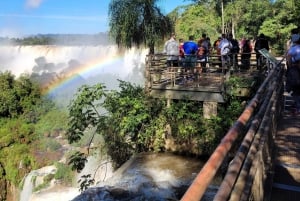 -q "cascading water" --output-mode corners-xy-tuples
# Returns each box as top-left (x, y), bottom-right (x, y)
(19, 166), (58, 201)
